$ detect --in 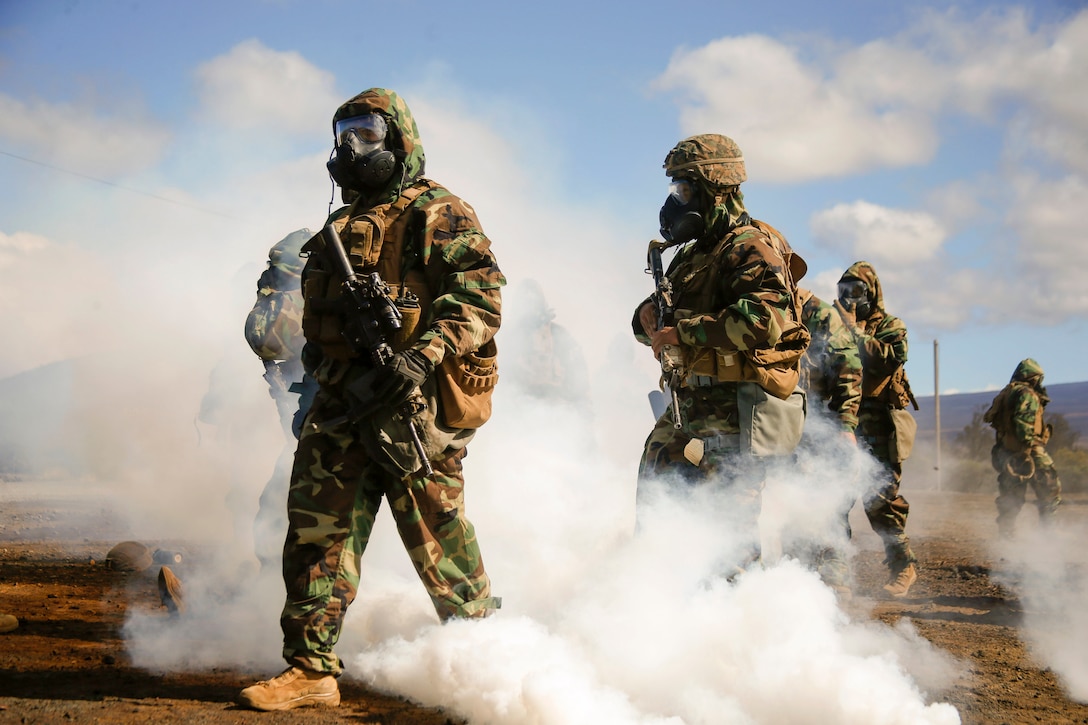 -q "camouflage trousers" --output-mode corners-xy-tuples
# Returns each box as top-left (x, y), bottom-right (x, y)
(280, 396), (497, 675)
(993, 445), (1062, 536)
(637, 383), (765, 568)
(856, 401), (915, 571)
